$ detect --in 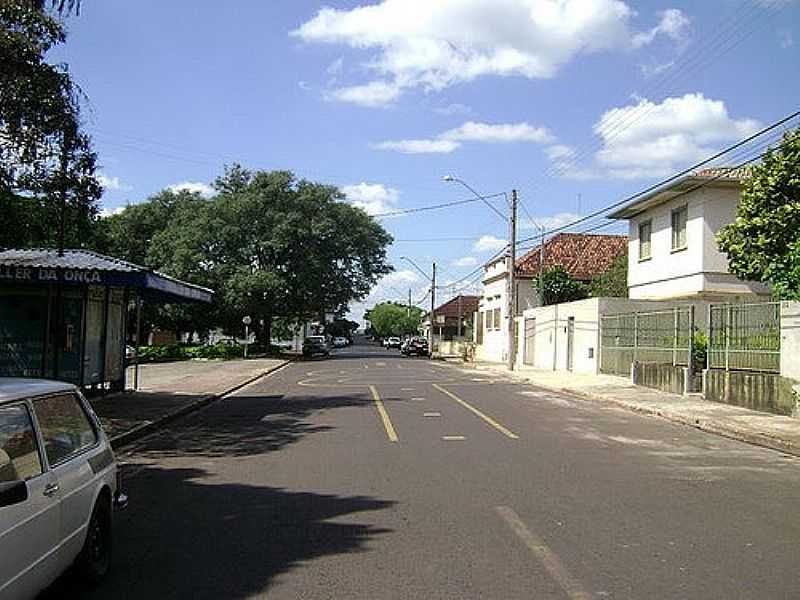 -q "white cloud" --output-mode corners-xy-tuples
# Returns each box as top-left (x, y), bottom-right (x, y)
(342, 182), (400, 215)
(441, 121), (554, 144)
(592, 93), (761, 179)
(452, 256), (478, 267)
(632, 9), (690, 48)
(97, 173), (132, 192)
(372, 139), (460, 154)
(473, 235), (508, 252)
(382, 269), (420, 285)
(293, 1), (689, 106)
(375, 120), (551, 154)
(298, 80), (312, 90)
(779, 30), (794, 49)
(522, 212), (581, 231)
(640, 60), (675, 78)
(545, 144), (576, 162)
(327, 56), (344, 75)
(167, 181), (215, 198)
(326, 80), (401, 107)
(98, 205), (127, 218)
(434, 102), (472, 116)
